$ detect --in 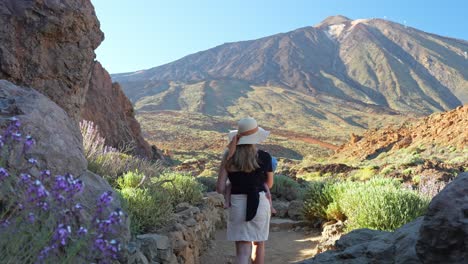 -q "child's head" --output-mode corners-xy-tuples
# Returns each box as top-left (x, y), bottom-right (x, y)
(271, 157), (278, 172)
